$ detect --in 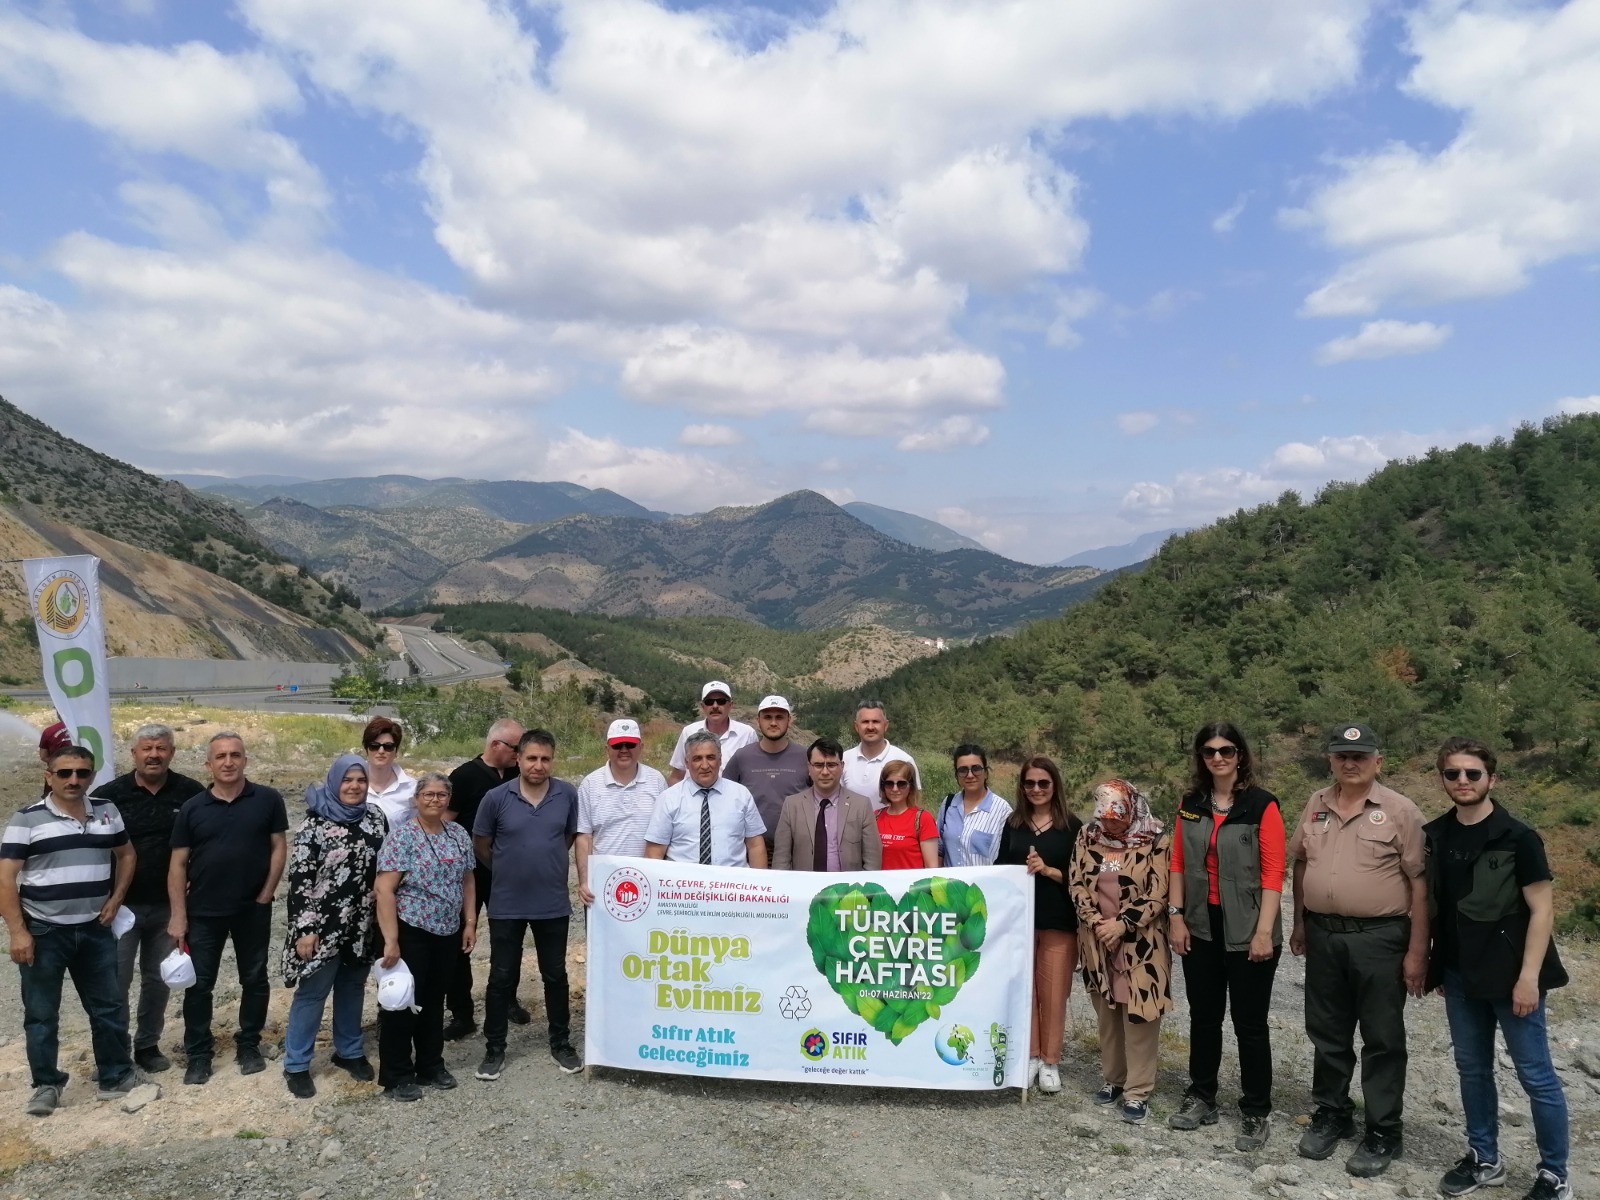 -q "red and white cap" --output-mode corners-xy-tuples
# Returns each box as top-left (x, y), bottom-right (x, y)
(606, 719), (642, 745)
